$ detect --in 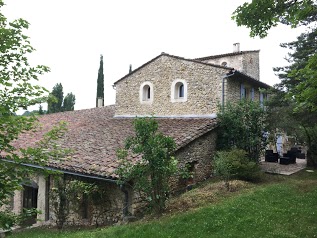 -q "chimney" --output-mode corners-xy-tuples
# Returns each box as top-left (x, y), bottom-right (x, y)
(233, 43), (240, 53)
(97, 97), (103, 108)
(129, 64), (132, 73)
